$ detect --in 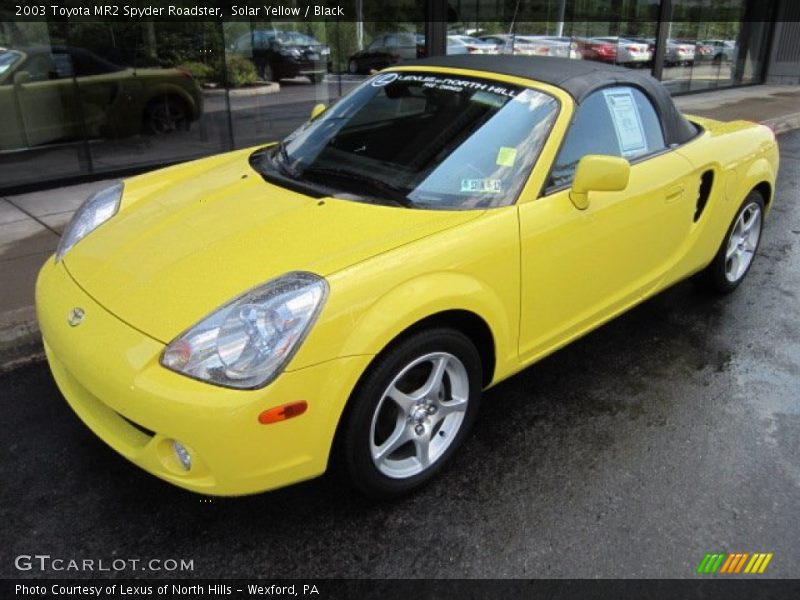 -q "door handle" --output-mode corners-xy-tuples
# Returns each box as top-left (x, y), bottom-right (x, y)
(665, 185), (685, 203)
